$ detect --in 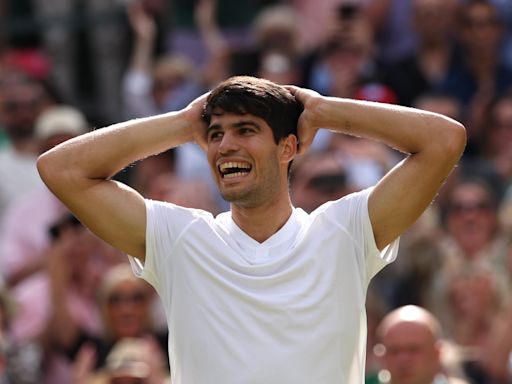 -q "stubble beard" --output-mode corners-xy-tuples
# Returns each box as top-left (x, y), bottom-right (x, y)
(220, 170), (282, 209)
